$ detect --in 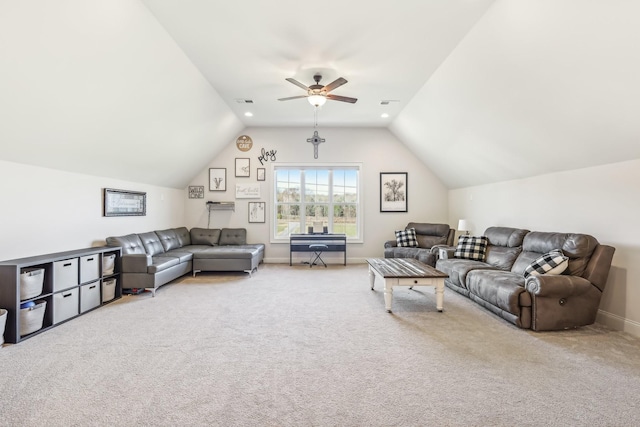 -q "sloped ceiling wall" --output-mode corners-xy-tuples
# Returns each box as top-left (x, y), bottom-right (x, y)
(390, 0), (640, 189)
(2, 1), (639, 191)
(0, 0), (243, 189)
